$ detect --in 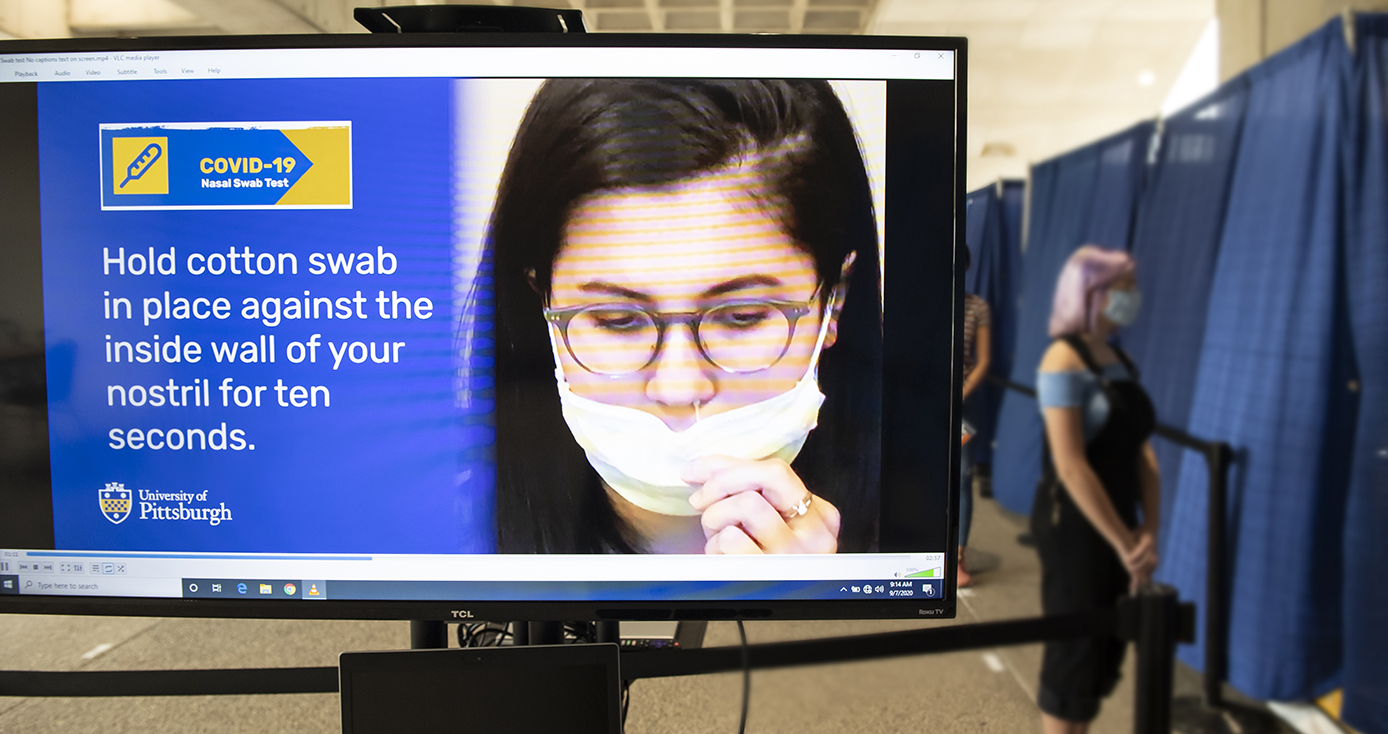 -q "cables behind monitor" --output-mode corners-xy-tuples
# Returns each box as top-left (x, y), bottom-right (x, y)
(456, 621), (513, 648)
